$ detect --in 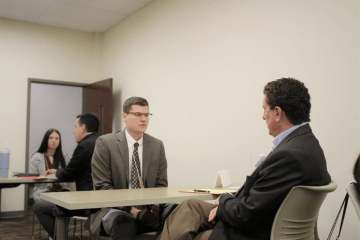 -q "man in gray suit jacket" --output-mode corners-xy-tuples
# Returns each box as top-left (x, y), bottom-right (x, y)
(158, 78), (331, 240)
(87, 97), (177, 240)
